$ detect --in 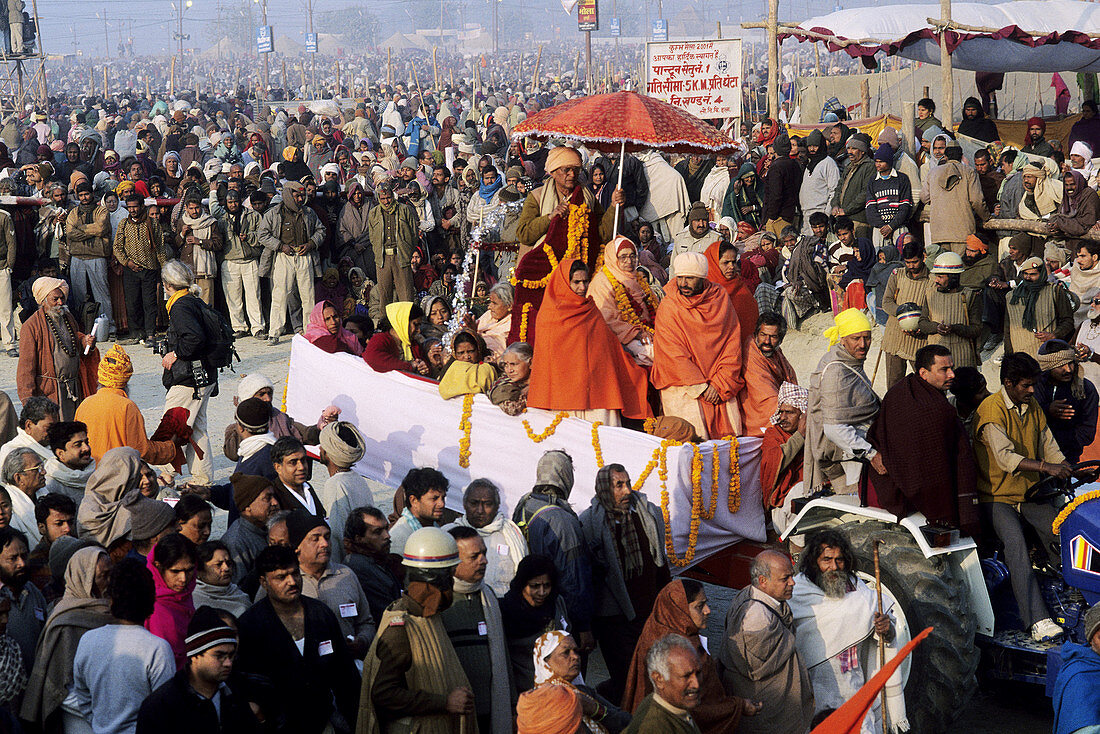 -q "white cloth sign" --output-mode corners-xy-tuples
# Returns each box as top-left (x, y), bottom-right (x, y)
(646, 39), (743, 120)
(285, 337), (766, 564)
